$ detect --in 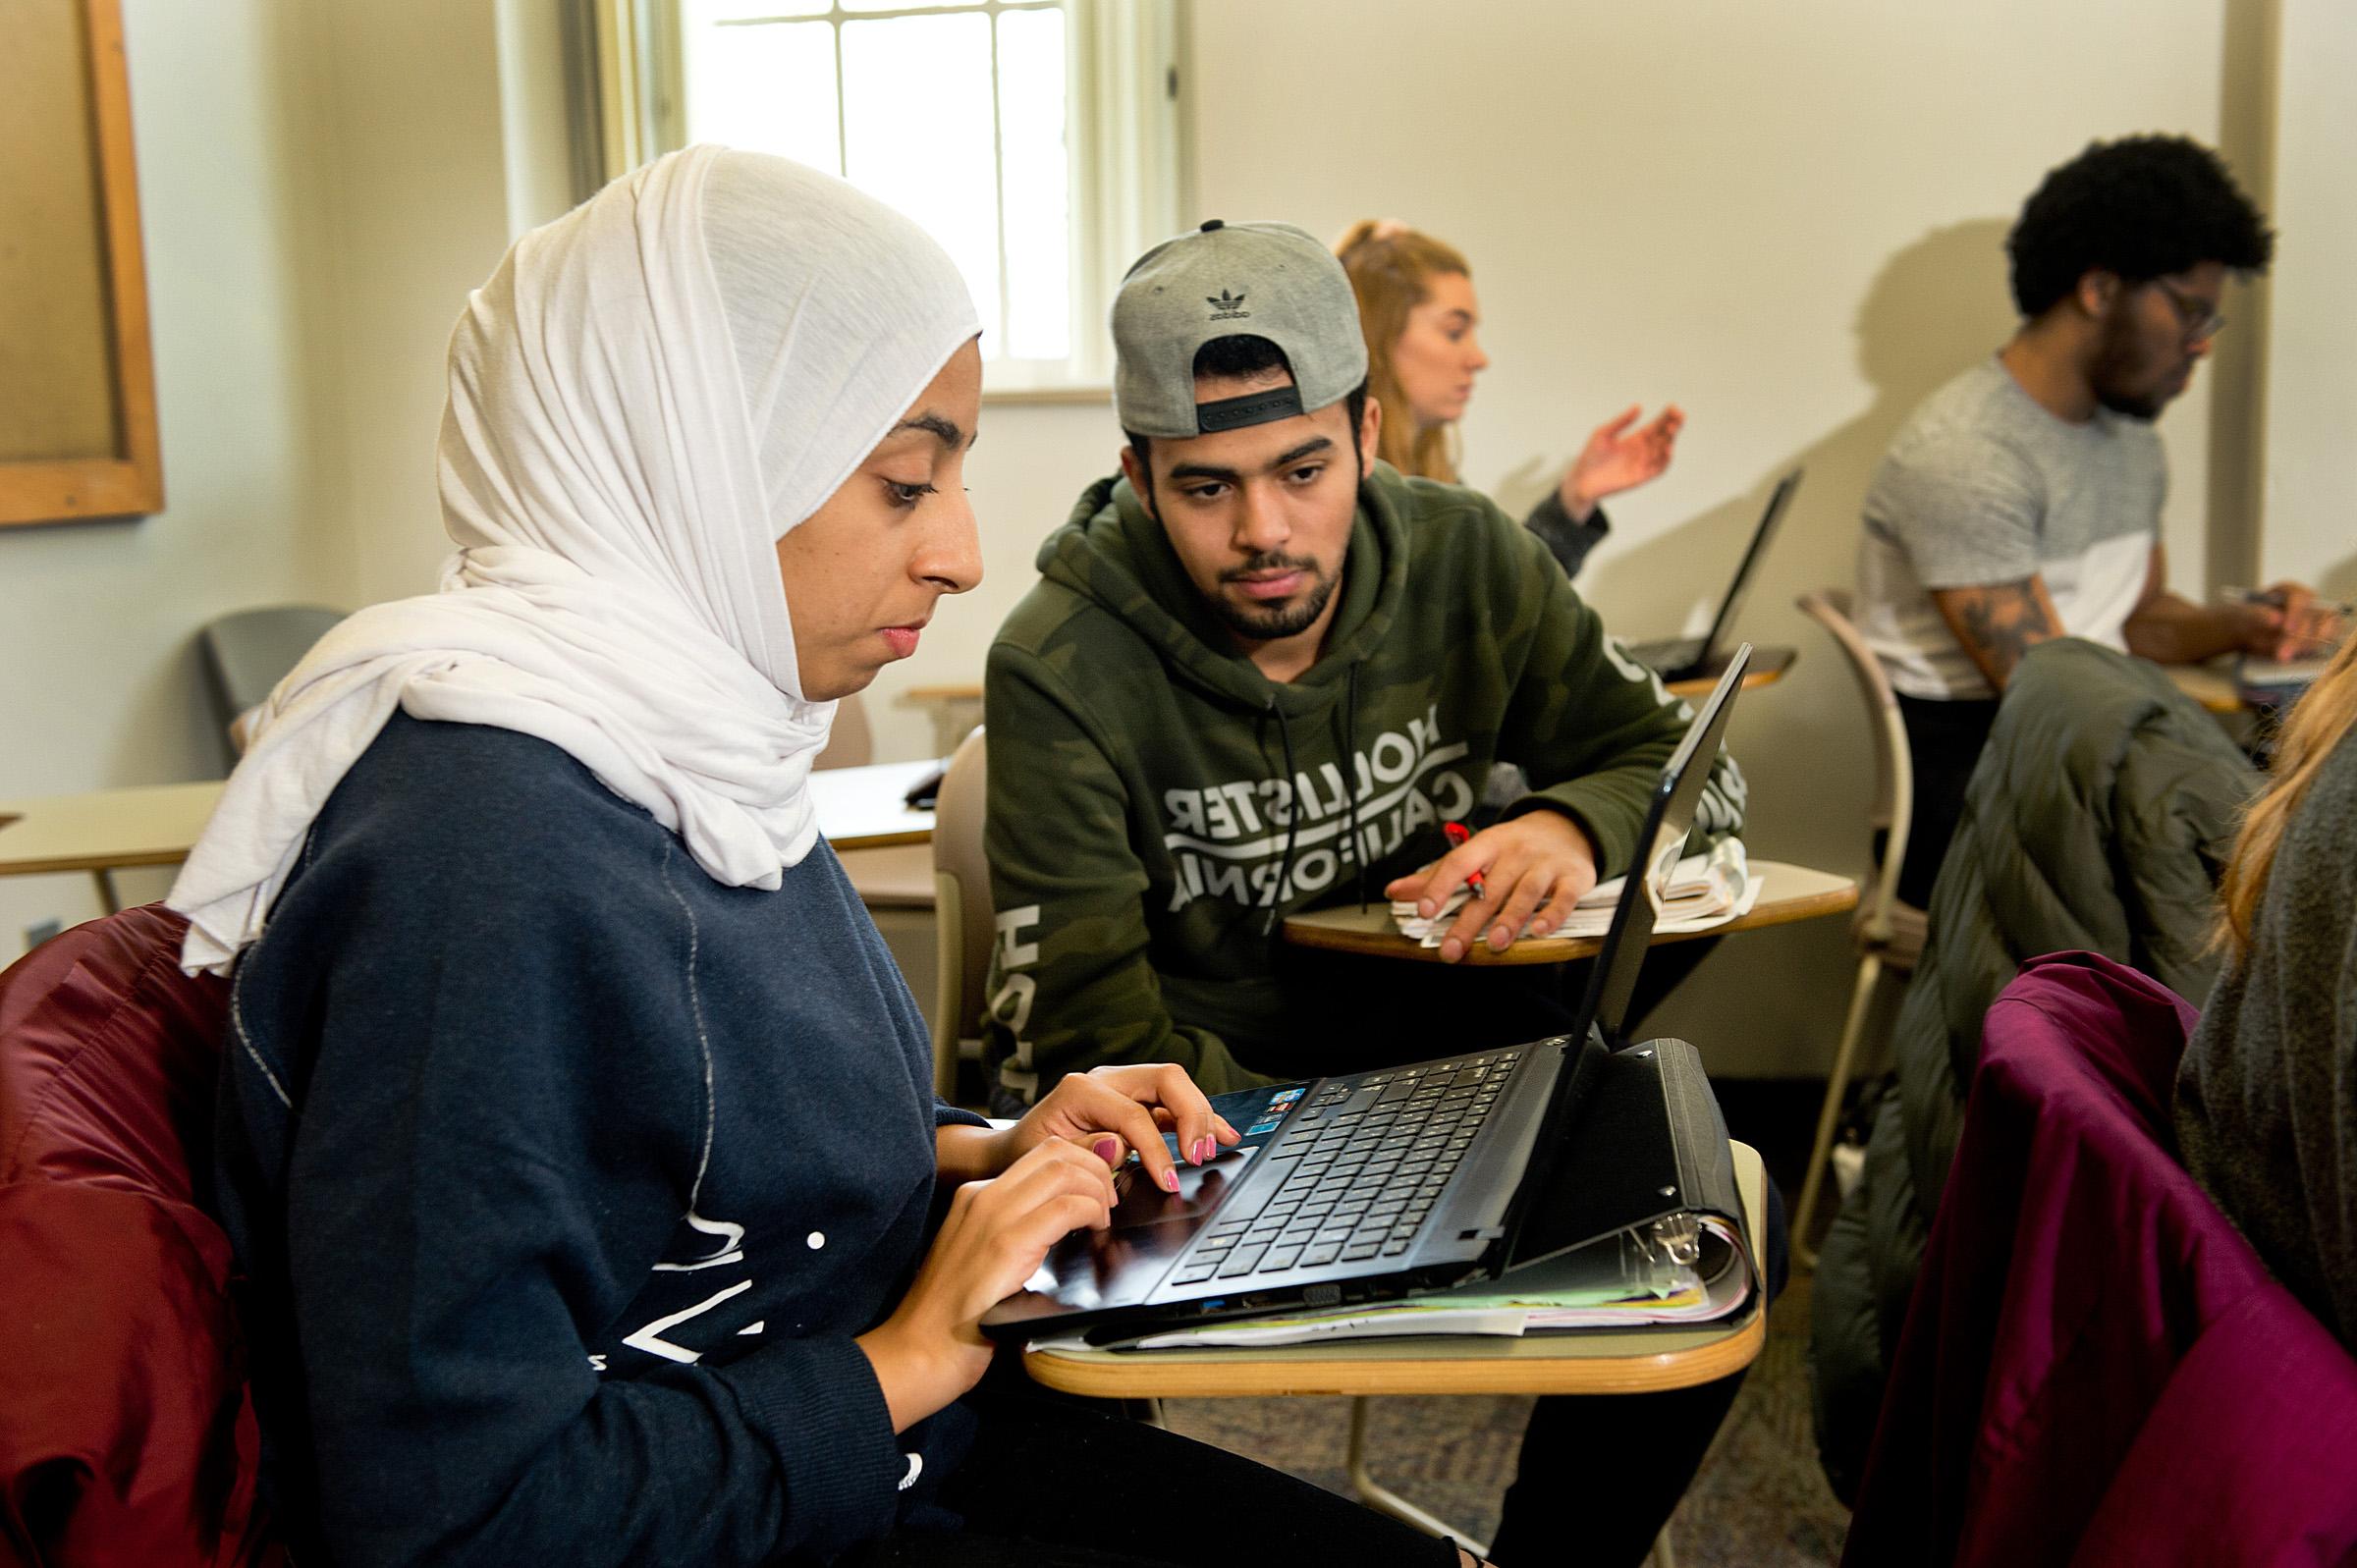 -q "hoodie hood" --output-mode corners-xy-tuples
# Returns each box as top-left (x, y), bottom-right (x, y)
(1033, 466), (1409, 717)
